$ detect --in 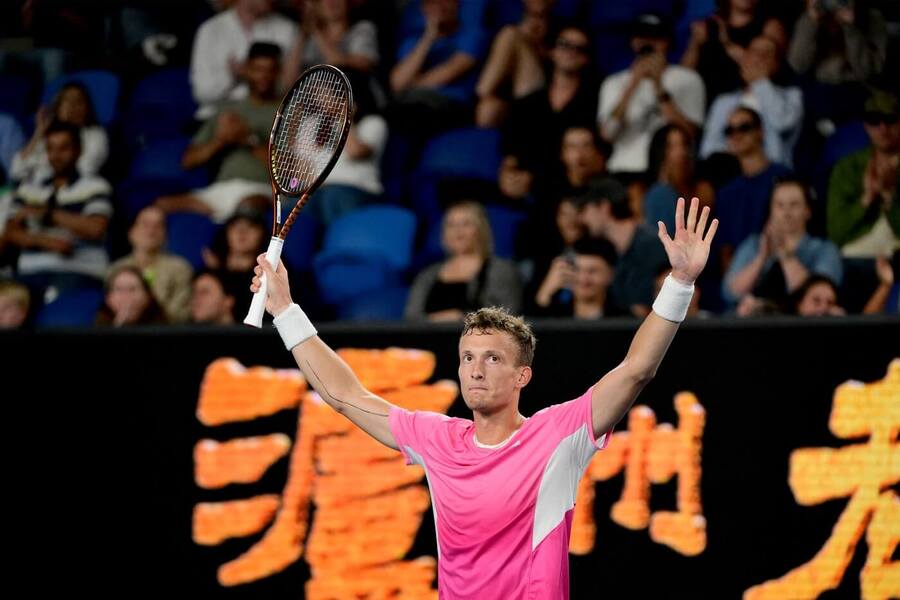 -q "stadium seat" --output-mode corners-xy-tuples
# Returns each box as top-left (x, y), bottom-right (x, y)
(485, 204), (527, 260)
(0, 73), (38, 125)
(42, 70), (120, 126)
(121, 67), (196, 148)
(35, 287), (104, 328)
(313, 206), (417, 304)
(336, 285), (409, 321)
(280, 211), (322, 274)
(419, 127), (502, 182)
(317, 205), (417, 271)
(165, 212), (219, 271)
